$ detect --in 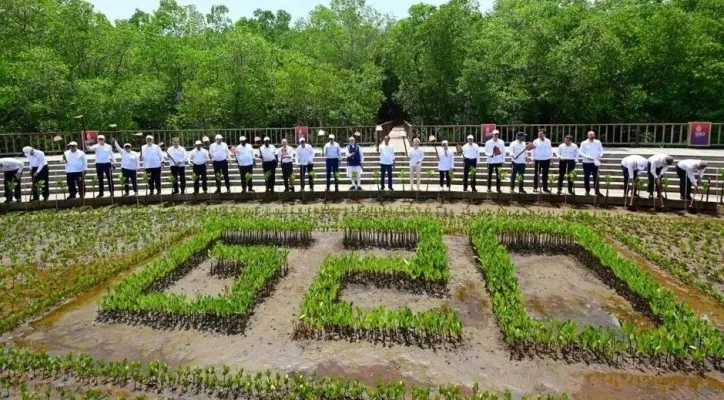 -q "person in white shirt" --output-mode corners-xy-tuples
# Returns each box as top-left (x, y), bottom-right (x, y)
(113, 141), (141, 196)
(296, 137), (315, 191)
(408, 138), (424, 191)
(235, 136), (256, 193)
(62, 141), (87, 199)
(676, 159), (707, 200)
(485, 130), (505, 192)
(166, 137), (188, 195)
(0, 157), (24, 203)
(22, 146), (48, 201)
(259, 137), (278, 192)
(437, 140), (454, 190)
(278, 138), (296, 192)
(531, 129), (552, 193)
(322, 134), (341, 192)
(461, 135), (480, 192)
(580, 131), (604, 196)
(508, 132), (529, 194)
(378, 135), (395, 190)
(189, 140), (210, 194)
(209, 134), (231, 193)
(556, 135), (579, 195)
(89, 135), (115, 197)
(140, 135), (164, 195)
(345, 136), (364, 190)
(647, 154), (674, 199)
(620, 155), (649, 198)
